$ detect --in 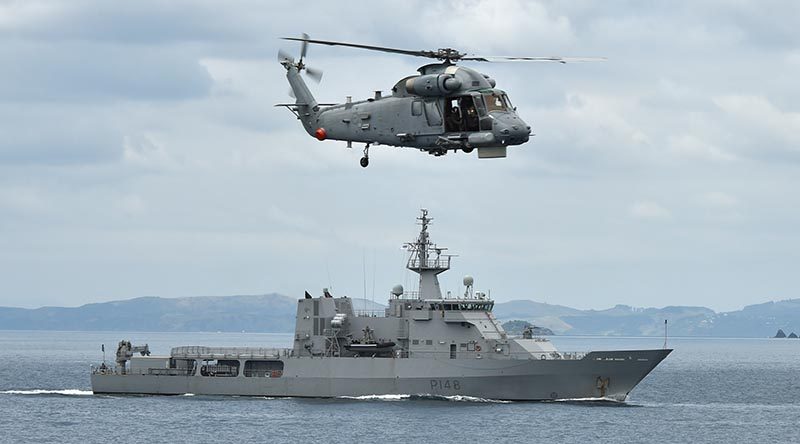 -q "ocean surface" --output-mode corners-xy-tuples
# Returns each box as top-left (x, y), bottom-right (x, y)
(0, 331), (798, 443)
